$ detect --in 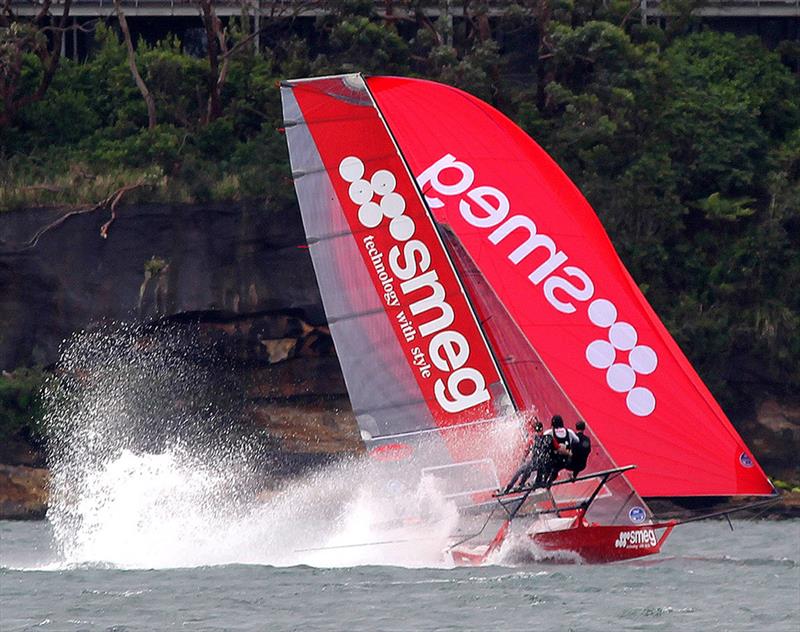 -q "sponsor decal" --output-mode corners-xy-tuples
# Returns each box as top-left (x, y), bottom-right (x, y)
(339, 156), (491, 415)
(739, 452), (753, 468)
(614, 528), (658, 549)
(417, 154), (658, 417)
(628, 506), (647, 524)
